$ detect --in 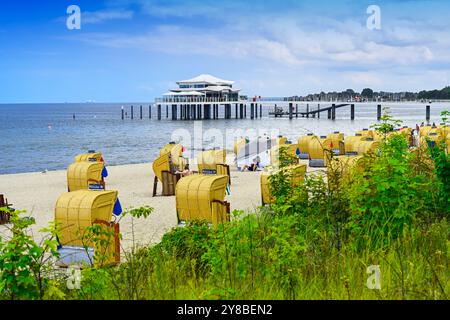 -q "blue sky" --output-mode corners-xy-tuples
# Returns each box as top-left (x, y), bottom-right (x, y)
(1, 0), (450, 103)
